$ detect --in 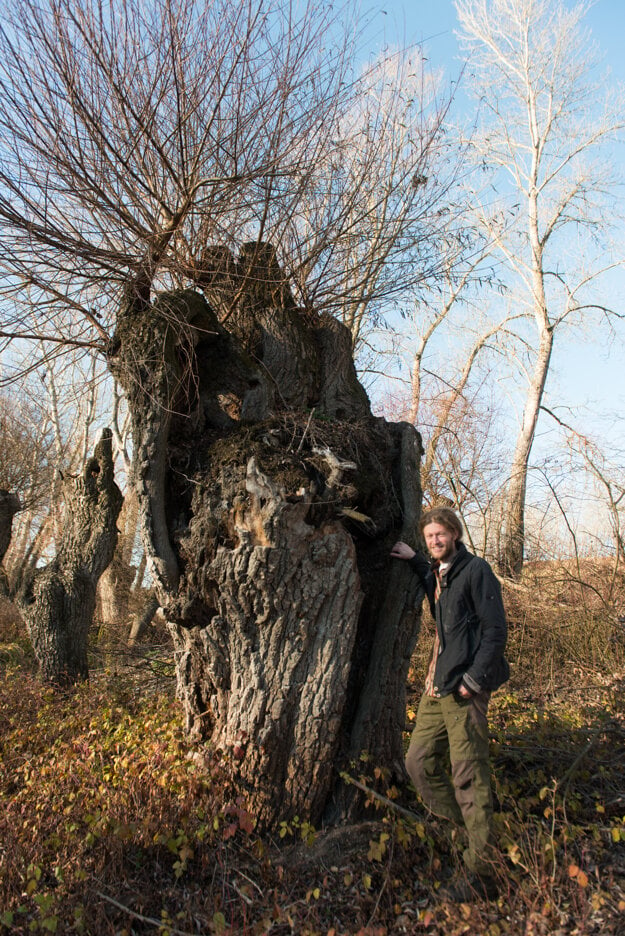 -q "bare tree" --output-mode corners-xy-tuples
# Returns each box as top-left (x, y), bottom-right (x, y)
(576, 442), (625, 570)
(540, 405), (625, 587)
(0, 0), (456, 360)
(0, 353), (107, 593)
(373, 226), (517, 551)
(456, 0), (624, 576)
(378, 358), (509, 560)
(289, 48), (463, 349)
(0, 390), (53, 508)
(0, 0), (456, 825)
(16, 429), (122, 685)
